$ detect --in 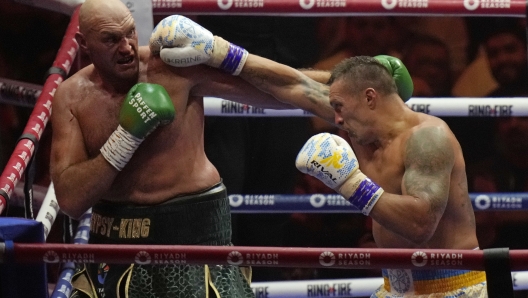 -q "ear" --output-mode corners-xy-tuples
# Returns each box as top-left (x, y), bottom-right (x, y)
(365, 88), (377, 109)
(75, 32), (89, 54)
